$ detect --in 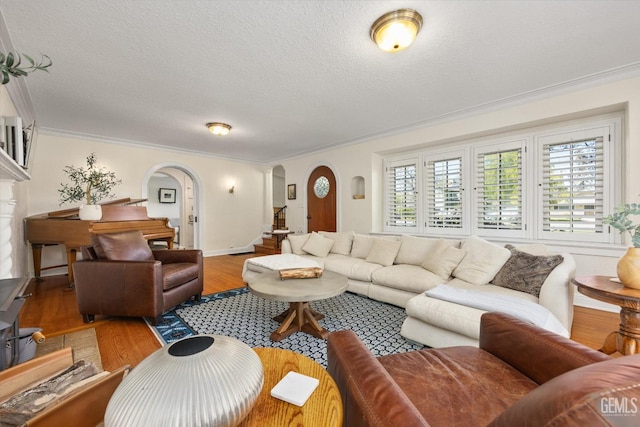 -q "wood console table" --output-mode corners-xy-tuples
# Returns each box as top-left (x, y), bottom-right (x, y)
(572, 275), (640, 355)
